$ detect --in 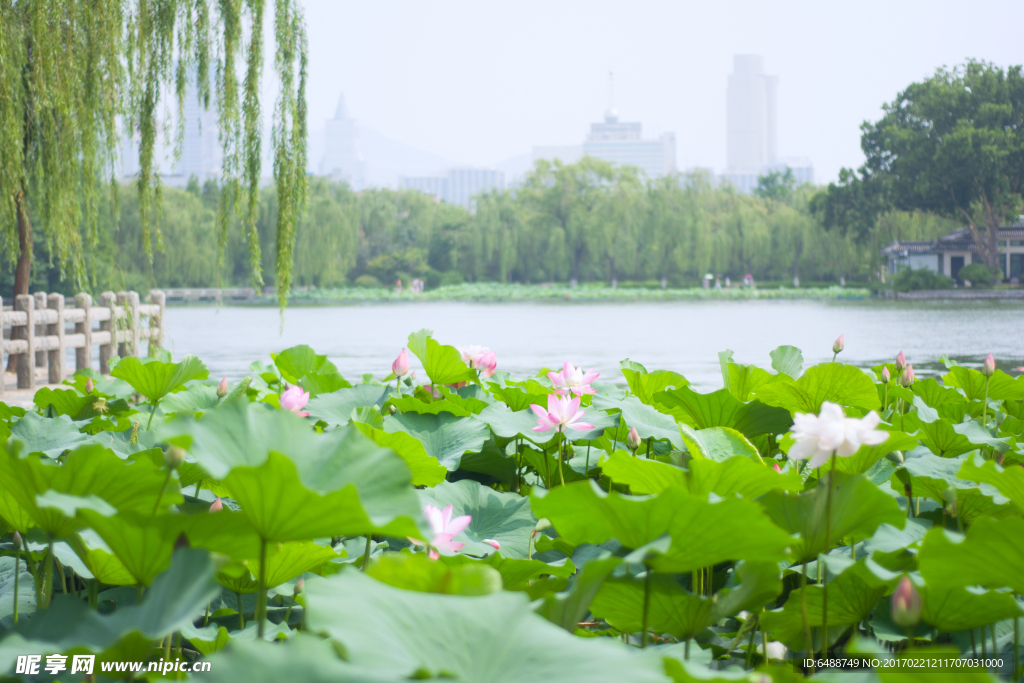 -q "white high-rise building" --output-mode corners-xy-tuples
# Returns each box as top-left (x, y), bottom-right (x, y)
(320, 93), (366, 189)
(400, 167), (505, 208)
(722, 55), (813, 193)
